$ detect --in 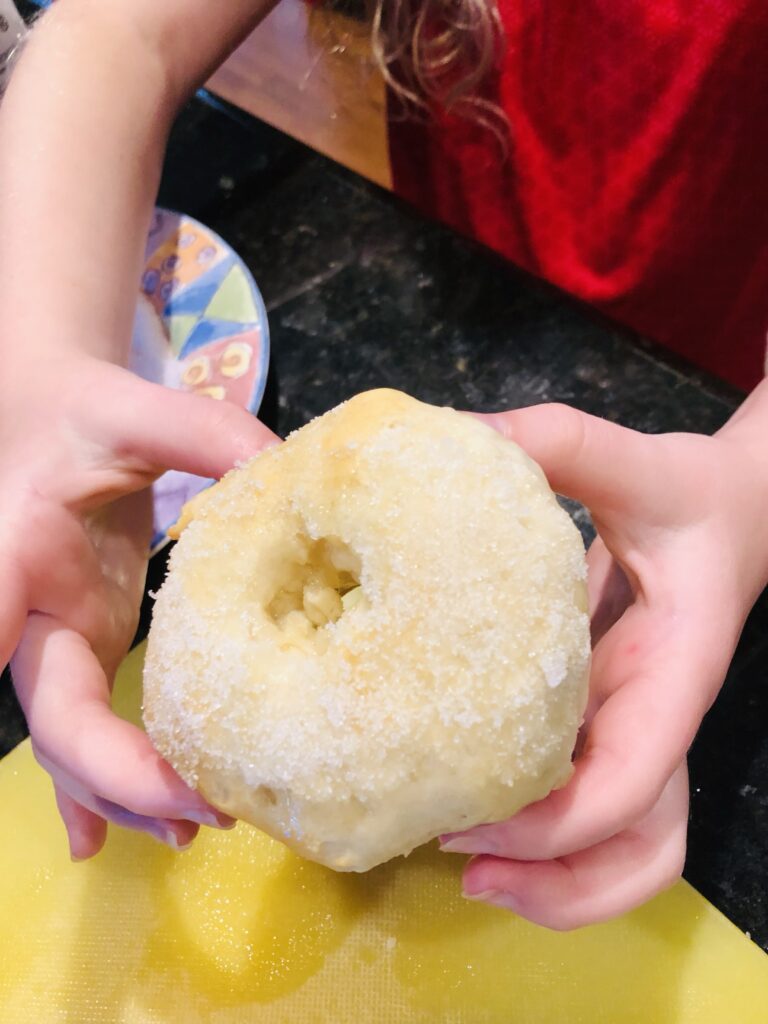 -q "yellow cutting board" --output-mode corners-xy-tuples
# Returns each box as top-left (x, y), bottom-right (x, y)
(1, 644), (767, 1022)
